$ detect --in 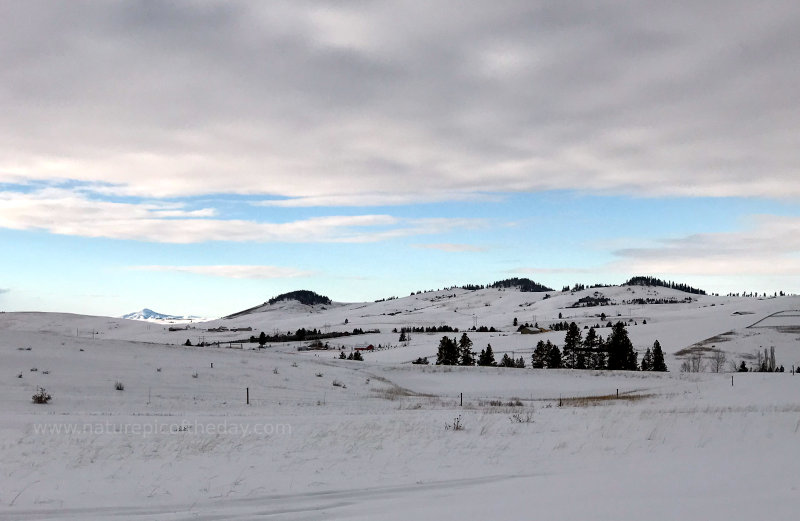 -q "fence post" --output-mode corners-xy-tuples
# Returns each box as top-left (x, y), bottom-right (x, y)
(246, 387), (250, 405)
